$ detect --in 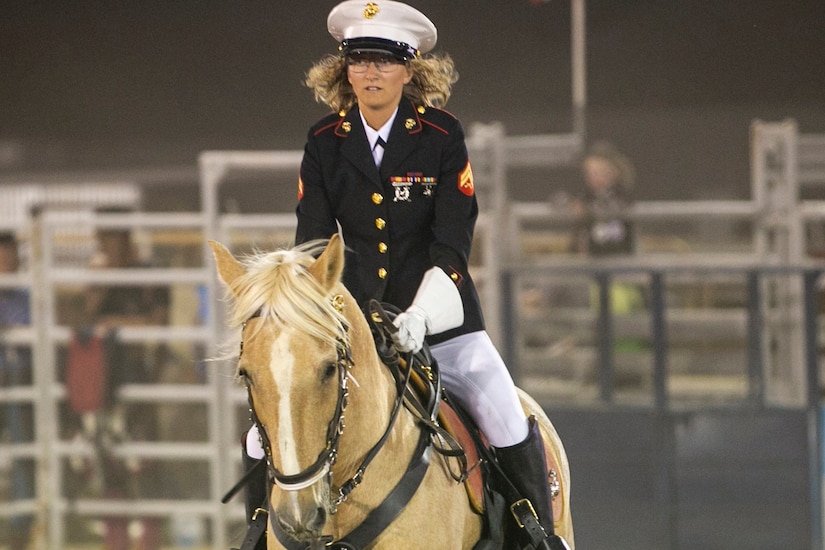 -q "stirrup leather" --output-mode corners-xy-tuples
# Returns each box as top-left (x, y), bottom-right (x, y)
(509, 498), (570, 550)
(237, 503), (268, 550)
(510, 498), (548, 544)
